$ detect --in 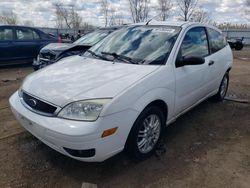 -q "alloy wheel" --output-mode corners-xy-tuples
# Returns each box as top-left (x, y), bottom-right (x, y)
(220, 75), (228, 98)
(137, 114), (161, 154)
